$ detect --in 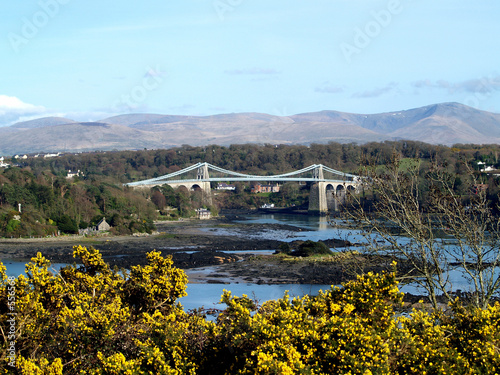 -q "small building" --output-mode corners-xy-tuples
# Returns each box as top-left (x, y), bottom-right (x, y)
(216, 183), (236, 191)
(44, 152), (61, 158)
(96, 217), (111, 232)
(472, 184), (488, 194)
(0, 156), (9, 168)
(196, 208), (212, 220)
(480, 166), (497, 172)
(78, 217), (111, 236)
(261, 203), (275, 208)
(251, 183), (280, 193)
(66, 170), (84, 179)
